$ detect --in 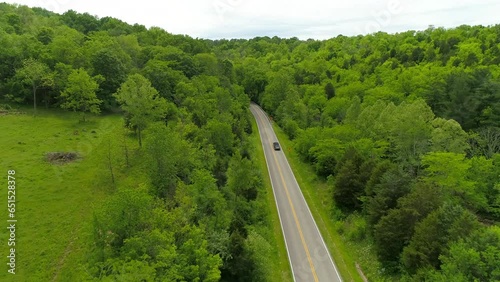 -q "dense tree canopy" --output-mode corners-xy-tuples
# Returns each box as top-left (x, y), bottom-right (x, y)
(1, 3), (499, 280)
(209, 20), (500, 281)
